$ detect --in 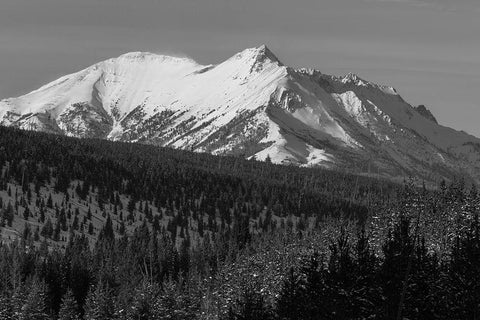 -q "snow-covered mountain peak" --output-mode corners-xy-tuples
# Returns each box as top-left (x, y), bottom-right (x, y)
(297, 68), (322, 76)
(332, 72), (398, 96)
(256, 44), (282, 63)
(2, 45), (480, 183)
(341, 72), (364, 83)
(228, 45), (284, 70)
